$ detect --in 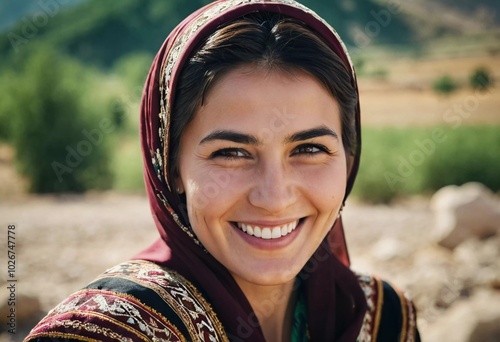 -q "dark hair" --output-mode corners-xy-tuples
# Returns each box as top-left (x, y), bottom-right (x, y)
(170, 12), (358, 181)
